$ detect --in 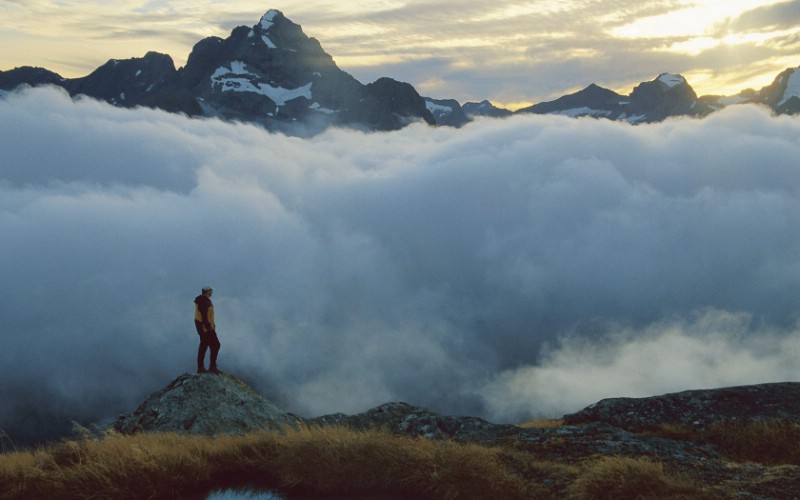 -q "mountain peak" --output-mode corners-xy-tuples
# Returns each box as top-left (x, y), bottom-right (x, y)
(657, 73), (686, 88)
(259, 9), (283, 31)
